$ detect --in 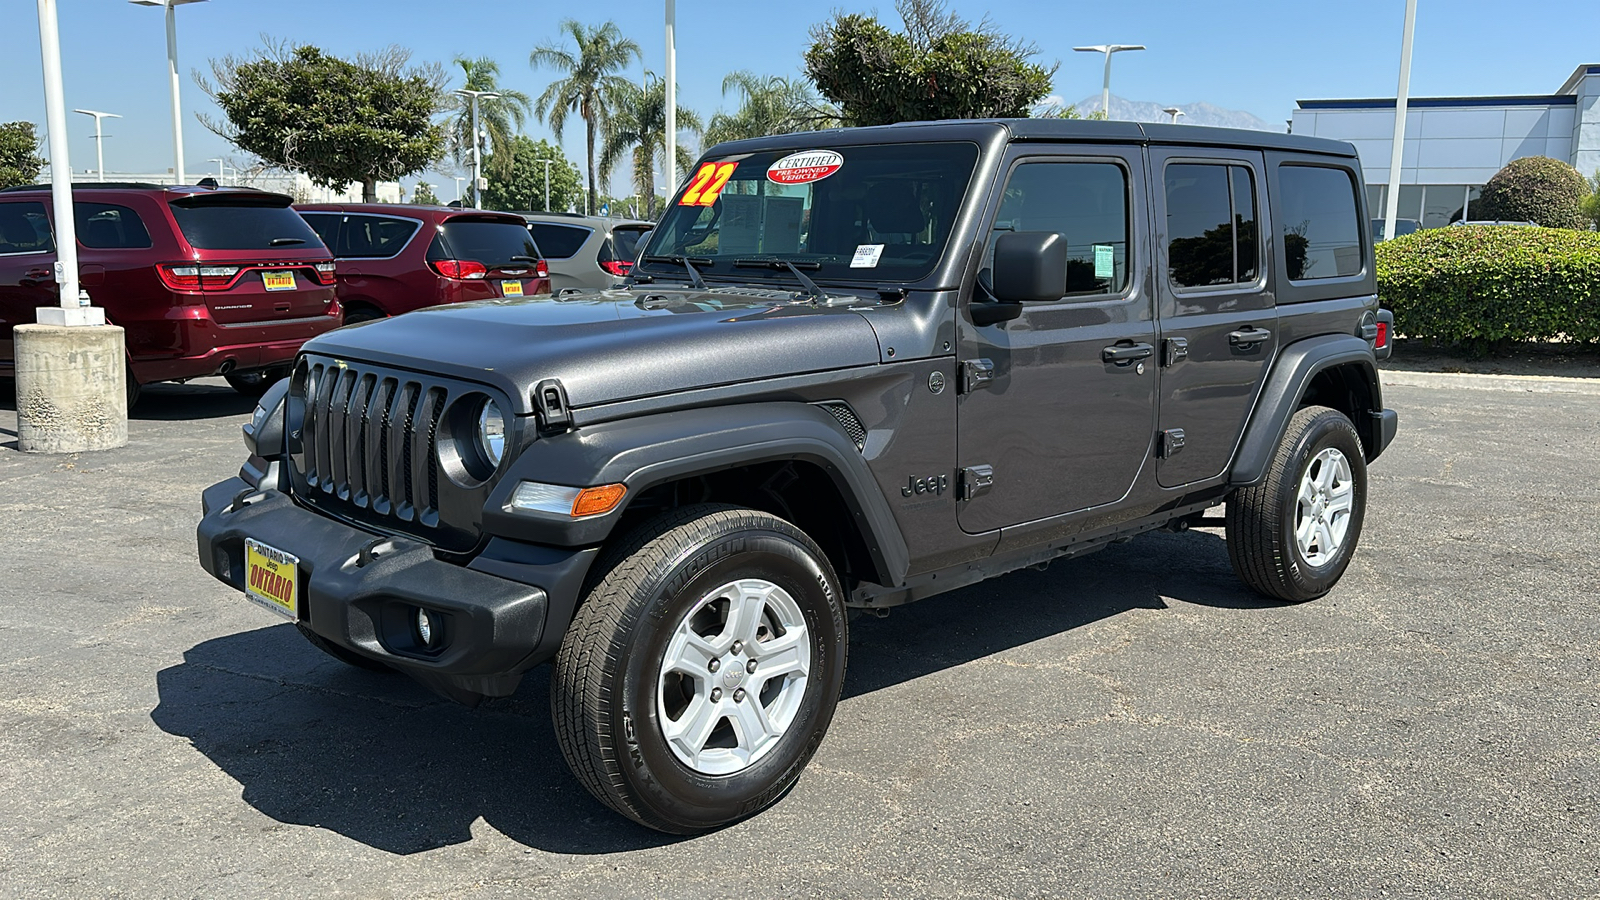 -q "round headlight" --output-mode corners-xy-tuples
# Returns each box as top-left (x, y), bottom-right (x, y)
(476, 398), (506, 467)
